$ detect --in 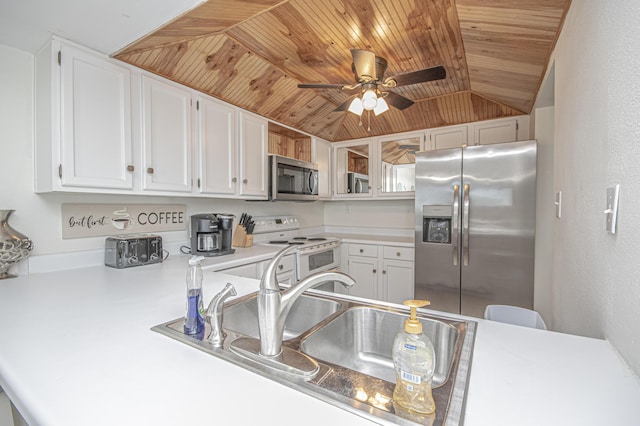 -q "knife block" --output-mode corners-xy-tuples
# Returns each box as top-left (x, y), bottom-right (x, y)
(232, 225), (253, 248)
